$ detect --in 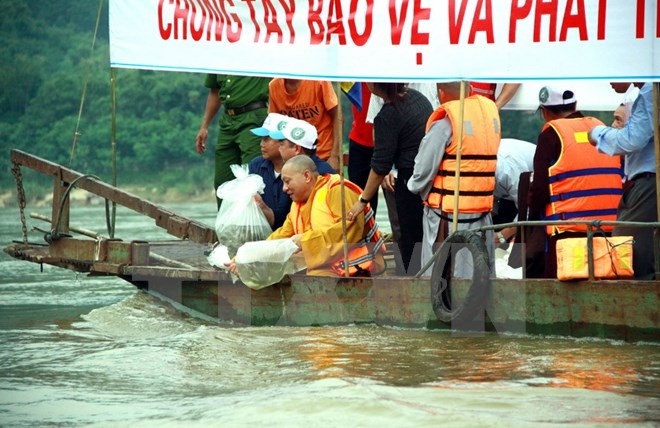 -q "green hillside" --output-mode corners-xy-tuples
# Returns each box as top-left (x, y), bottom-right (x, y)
(1, 0), (214, 202)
